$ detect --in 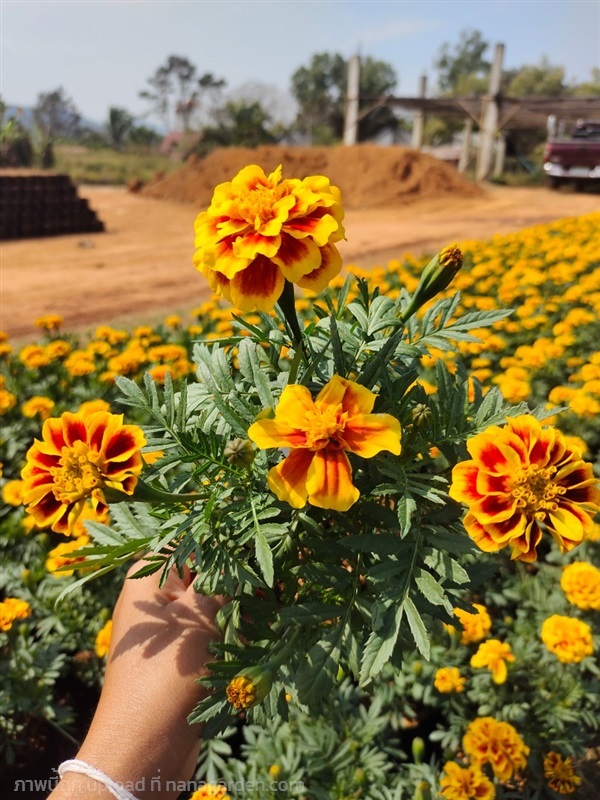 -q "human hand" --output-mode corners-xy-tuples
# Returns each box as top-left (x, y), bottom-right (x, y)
(51, 561), (224, 799)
